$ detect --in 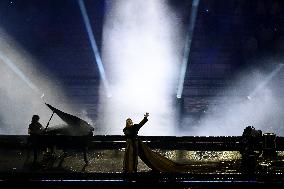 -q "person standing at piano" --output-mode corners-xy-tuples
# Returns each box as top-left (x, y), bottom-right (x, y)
(28, 115), (44, 165)
(28, 115), (44, 135)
